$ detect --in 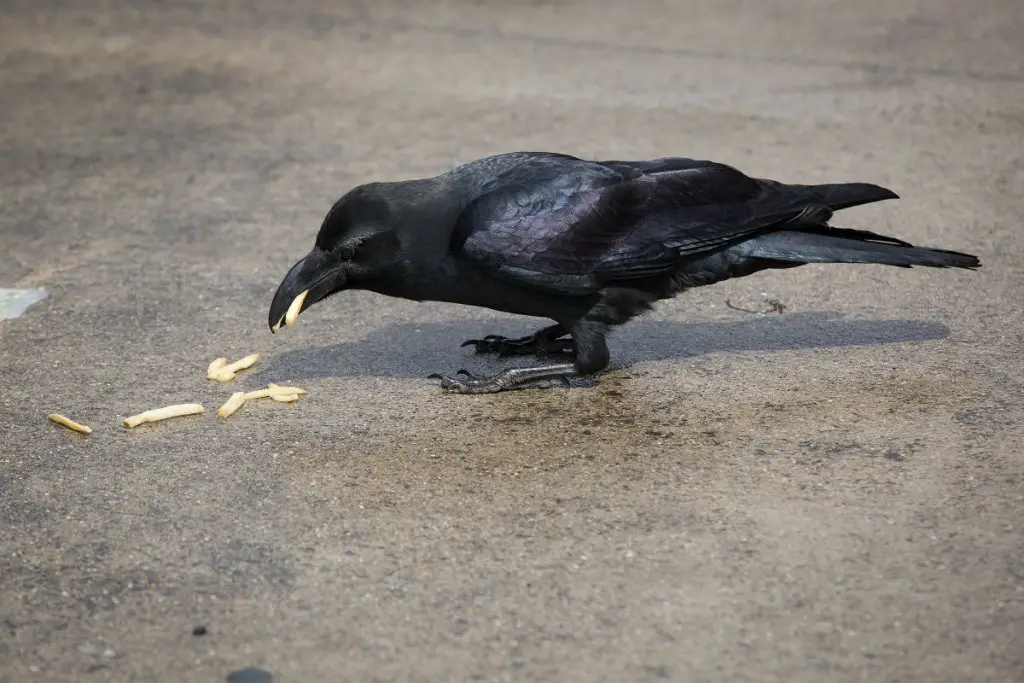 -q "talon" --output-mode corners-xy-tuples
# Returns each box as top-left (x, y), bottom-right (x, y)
(462, 327), (576, 359)
(461, 336), (505, 354)
(427, 373), (443, 379)
(456, 369), (473, 377)
(437, 375), (466, 391)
